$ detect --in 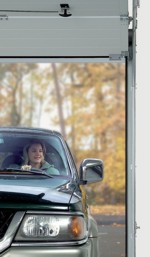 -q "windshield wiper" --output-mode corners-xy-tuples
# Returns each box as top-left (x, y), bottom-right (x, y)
(0, 167), (53, 178)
